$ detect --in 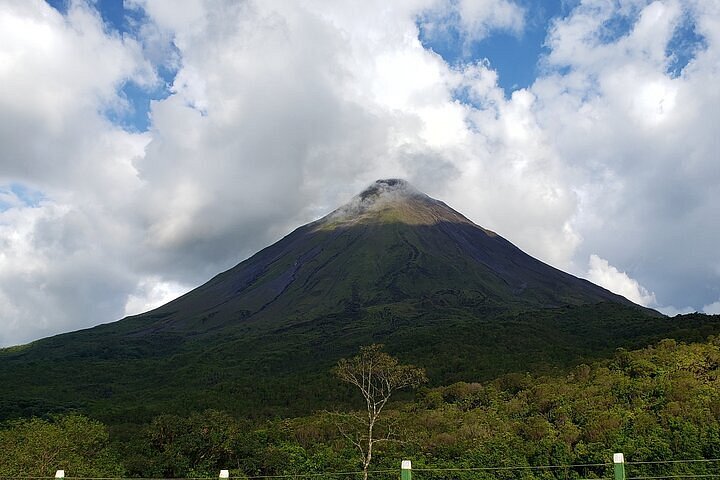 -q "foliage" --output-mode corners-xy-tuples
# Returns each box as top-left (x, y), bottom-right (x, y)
(1, 306), (718, 425)
(5, 337), (720, 479)
(134, 409), (244, 478)
(0, 414), (123, 477)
